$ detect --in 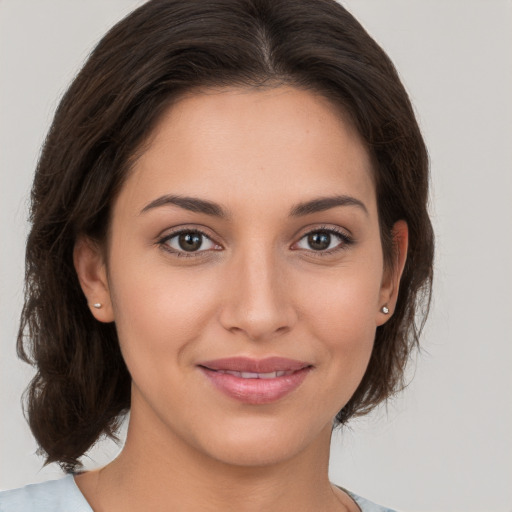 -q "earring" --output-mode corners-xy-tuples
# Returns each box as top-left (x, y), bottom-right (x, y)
(93, 303), (103, 309)
(381, 305), (389, 314)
